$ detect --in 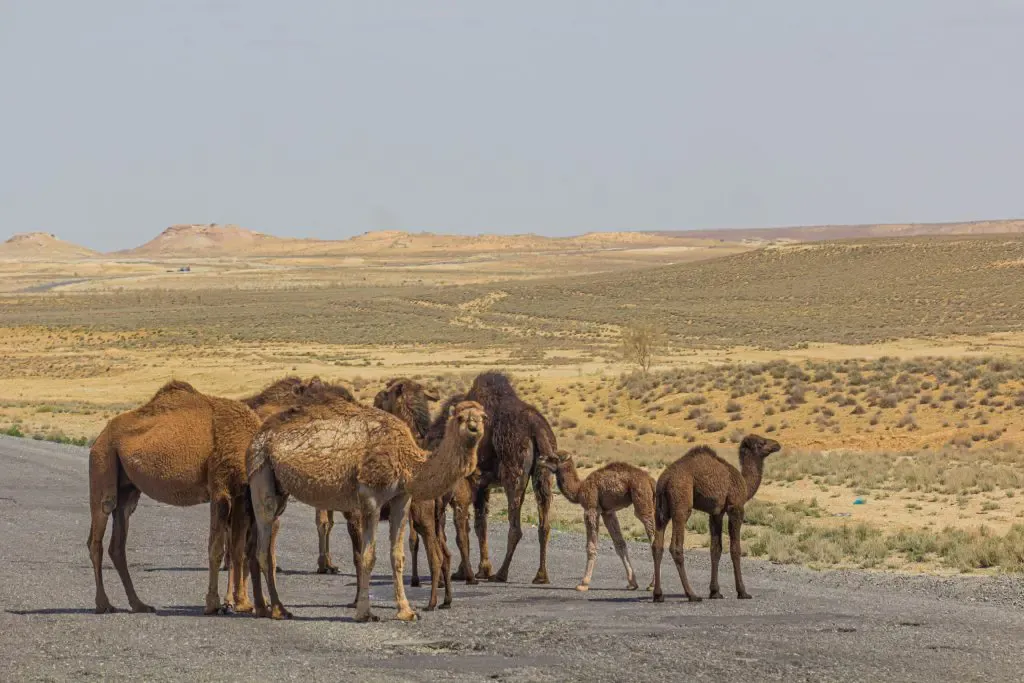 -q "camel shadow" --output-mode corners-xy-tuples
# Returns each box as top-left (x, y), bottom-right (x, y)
(7, 607), (96, 616)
